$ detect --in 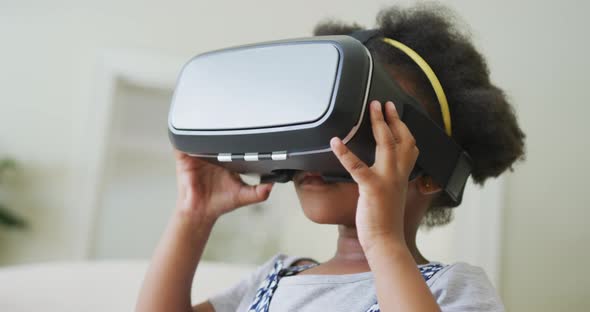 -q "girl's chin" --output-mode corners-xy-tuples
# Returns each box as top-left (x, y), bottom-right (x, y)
(297, 198), (358, 225)
(302, 209), (355, 225)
